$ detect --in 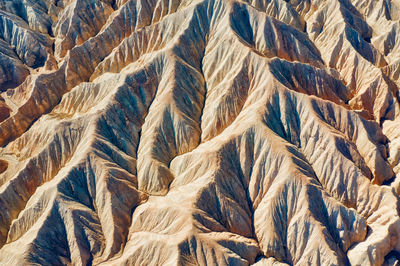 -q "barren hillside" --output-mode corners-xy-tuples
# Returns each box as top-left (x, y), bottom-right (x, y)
(0, 0), (400, 265)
